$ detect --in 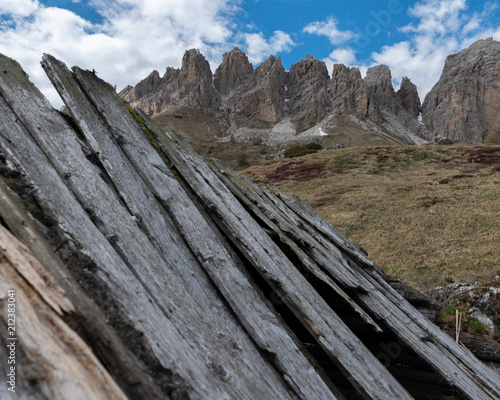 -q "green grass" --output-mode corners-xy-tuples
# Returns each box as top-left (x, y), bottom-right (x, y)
(242, 144), (500, 290)
(284, 143), (322, 158)
(468, 318), (486, 334)
(443, 305), (467, 316)
(441, 304), (487, 334)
